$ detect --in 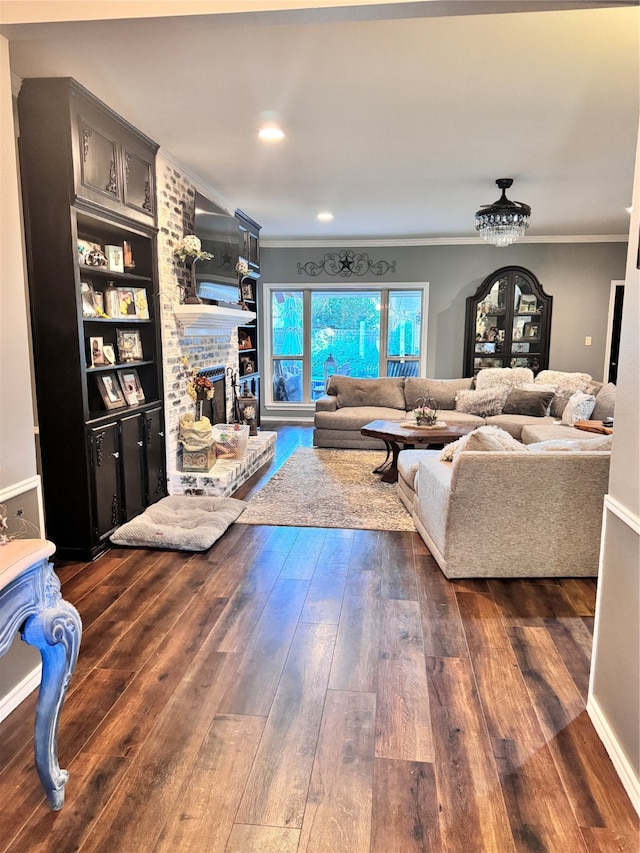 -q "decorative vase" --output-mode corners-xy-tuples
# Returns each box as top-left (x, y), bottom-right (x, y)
(195, 399), (204, 421)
